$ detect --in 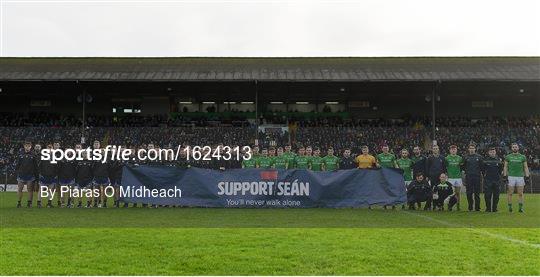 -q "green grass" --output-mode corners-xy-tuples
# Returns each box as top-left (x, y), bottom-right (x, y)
(1, 193), (539, 275)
